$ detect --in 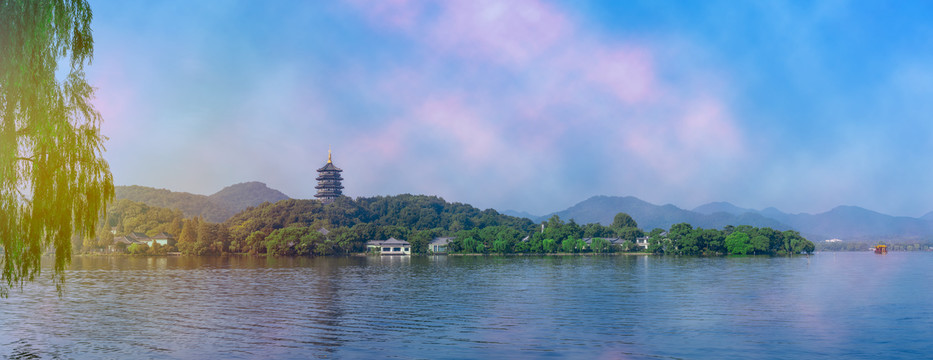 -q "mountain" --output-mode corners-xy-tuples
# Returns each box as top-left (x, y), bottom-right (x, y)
(549, 196), (790, 231)
(769, 206), (932, 241)
(547, 196), (933, 242)
(208, 182), (290, 210)
(921, 211), (933, 222)
(501, 209), (541, 221)
(115, 182), (291, 222)
(692, 202), (755, 216)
